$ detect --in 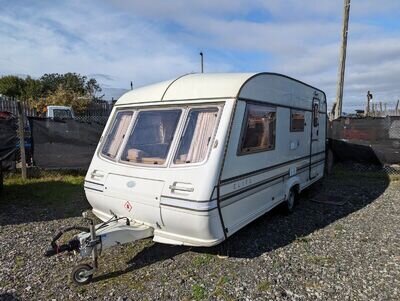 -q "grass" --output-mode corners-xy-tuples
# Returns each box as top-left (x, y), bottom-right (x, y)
(211, 276), (233, 300)
(257, 280), (272, 292)
(192, 253), (214, 268)
(14, 255), (25, 270)
(0, 170), (85, 207)
(295, 236), (312, 244)
(191, 283), (206, 301)
(307, 255), (335, 266)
